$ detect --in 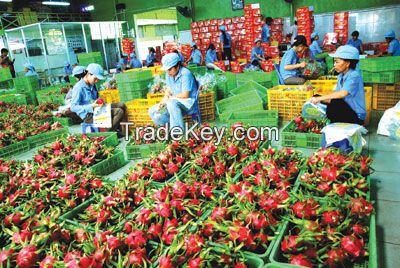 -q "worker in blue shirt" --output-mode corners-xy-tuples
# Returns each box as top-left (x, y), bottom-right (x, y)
(219, 26), (232, 61)
(149, 53), (199, 130)
(116, 54), (128, 73)
(64, 65), (87, 123)
(24, 63), (38, 77)
(347, 31), (363, 54)
(280, 35), (308, 85)
(385, 30), (400, 56)
(174, 50), (185, 63)
(251, 39), (266, 68)
(310, 45), (365, 125)
(71, 63), (126, 136)
(261, 17), (273, 43)
(309, 32), (329, 63)
(64, 61), (73, 83)
(129, 53), (142, 68)
(186, 42), (203, 66)
(146, 47), (156, 67)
